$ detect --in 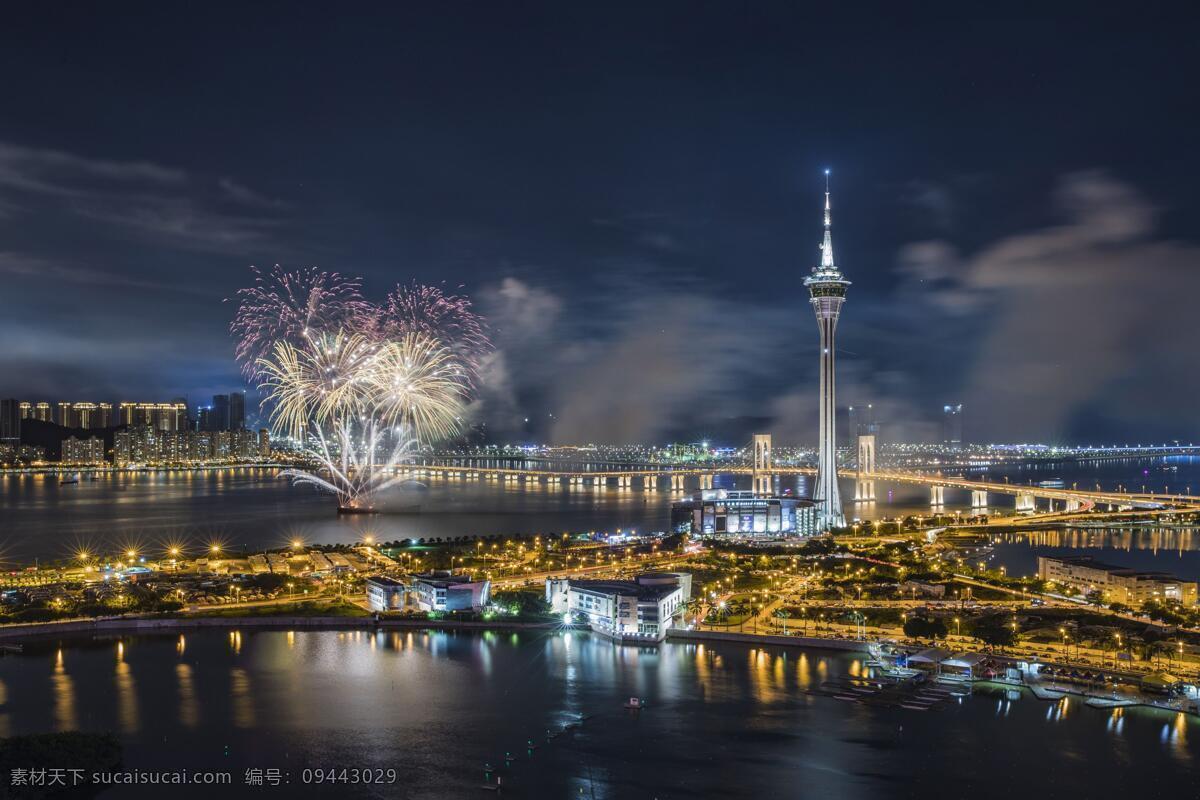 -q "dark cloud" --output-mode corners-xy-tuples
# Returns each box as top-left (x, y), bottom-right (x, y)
(0, 140), (283, 254)
(898, 170), (1200, 442)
